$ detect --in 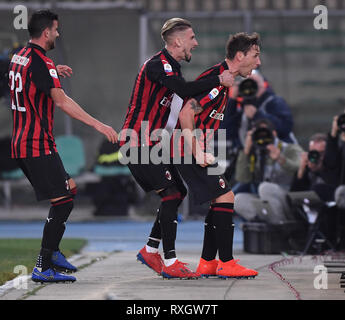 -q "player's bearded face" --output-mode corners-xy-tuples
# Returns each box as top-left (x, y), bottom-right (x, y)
(47, 20), (59, 50)
(181, 28), (198, 63)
